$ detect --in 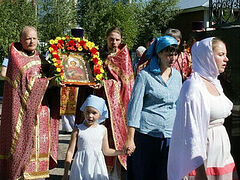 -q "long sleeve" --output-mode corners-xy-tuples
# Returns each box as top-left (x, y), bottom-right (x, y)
(127, 73), (146, 128)
(167, 73), (210, 180)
